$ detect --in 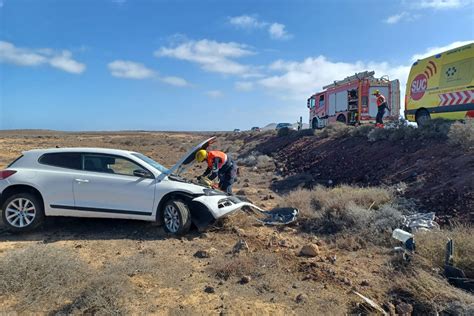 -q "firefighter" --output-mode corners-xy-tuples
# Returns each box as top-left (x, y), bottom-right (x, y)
(195, 149), (237, 194)
(373, 90), (390, 128)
